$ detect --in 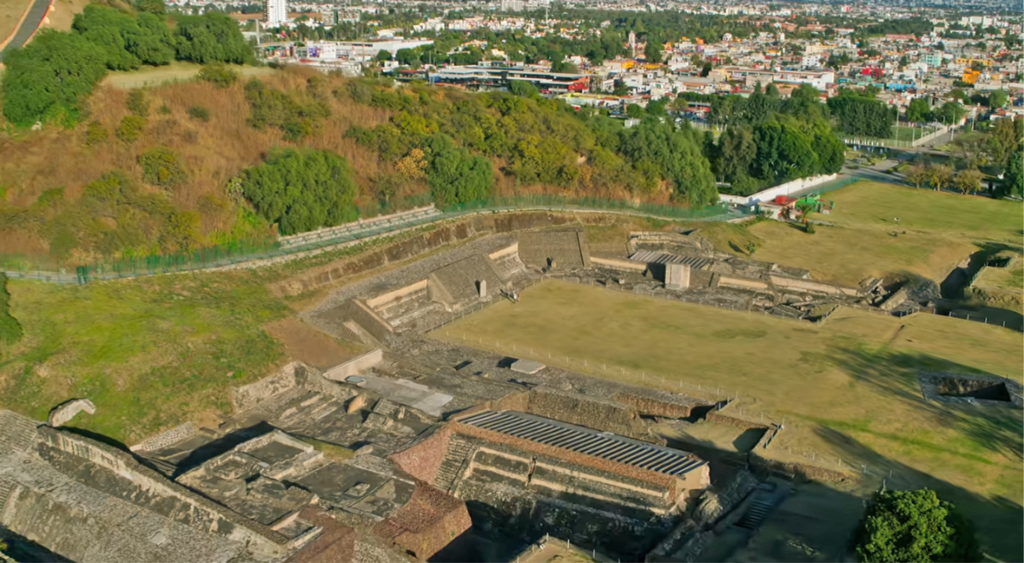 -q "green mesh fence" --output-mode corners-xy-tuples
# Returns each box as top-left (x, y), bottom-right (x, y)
(1, 195), (748, 284)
